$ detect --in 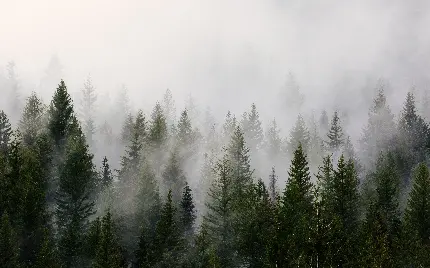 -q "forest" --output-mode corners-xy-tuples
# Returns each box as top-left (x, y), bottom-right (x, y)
(1, 63), (430, 268)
